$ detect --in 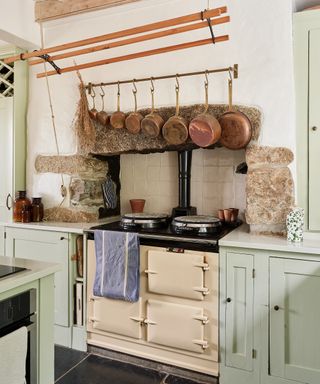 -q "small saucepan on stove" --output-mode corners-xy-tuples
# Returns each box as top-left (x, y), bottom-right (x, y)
(125, 80), (143, 135)
(218, 73), (252, 149)
(96, 86), (109, 126)
(162, 75), (189, 145)
(141, 78), (164, 138)
(88, 87), (98, 120)
(110, 82), (126, 129)
(189, 71), (221, 147)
